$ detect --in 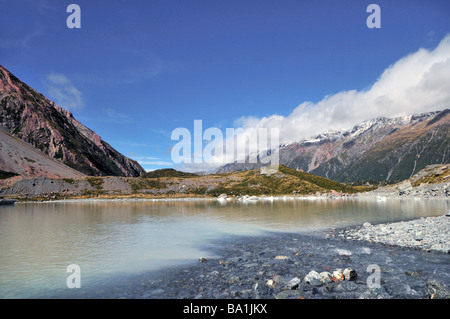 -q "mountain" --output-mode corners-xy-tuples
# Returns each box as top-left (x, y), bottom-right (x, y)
(358, 163), (449, 199)
(0, 128), (85, 178)
(215, 110), (450, 183)
(0, 65), (145, 177)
